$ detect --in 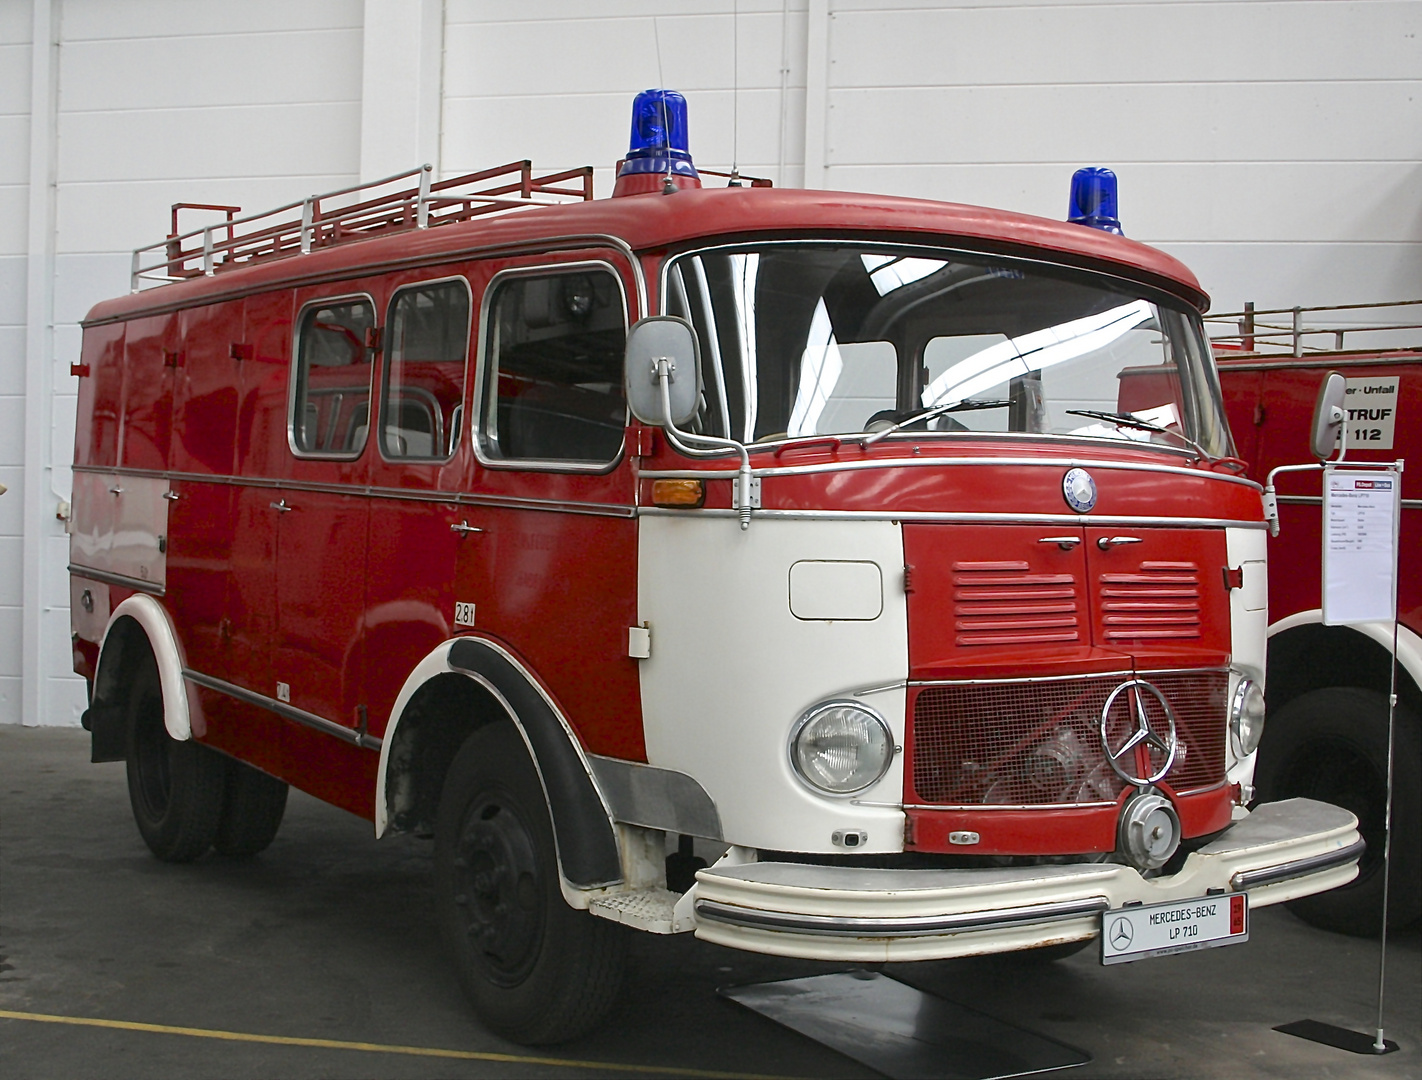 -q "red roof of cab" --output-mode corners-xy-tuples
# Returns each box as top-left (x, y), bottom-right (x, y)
(84, 185), (1207, 325)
